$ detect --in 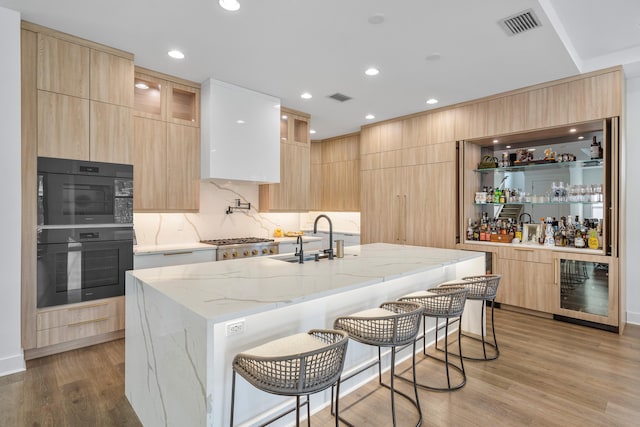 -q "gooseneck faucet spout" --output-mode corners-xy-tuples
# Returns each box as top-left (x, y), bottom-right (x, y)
(295, 235), (304, 263)
(313, 214), (334, 260)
